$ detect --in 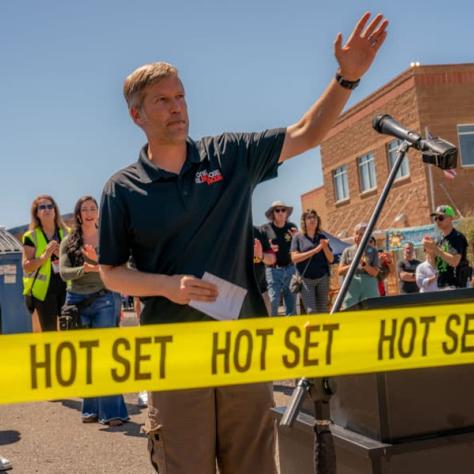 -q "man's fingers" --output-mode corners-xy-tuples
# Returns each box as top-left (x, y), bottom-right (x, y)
(334, 32), (343, 56)
(362, 13), (384, 38)
(189, 294), (218, 303)
(349, 11), (371, 41)
(373, 31), (388, 53)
